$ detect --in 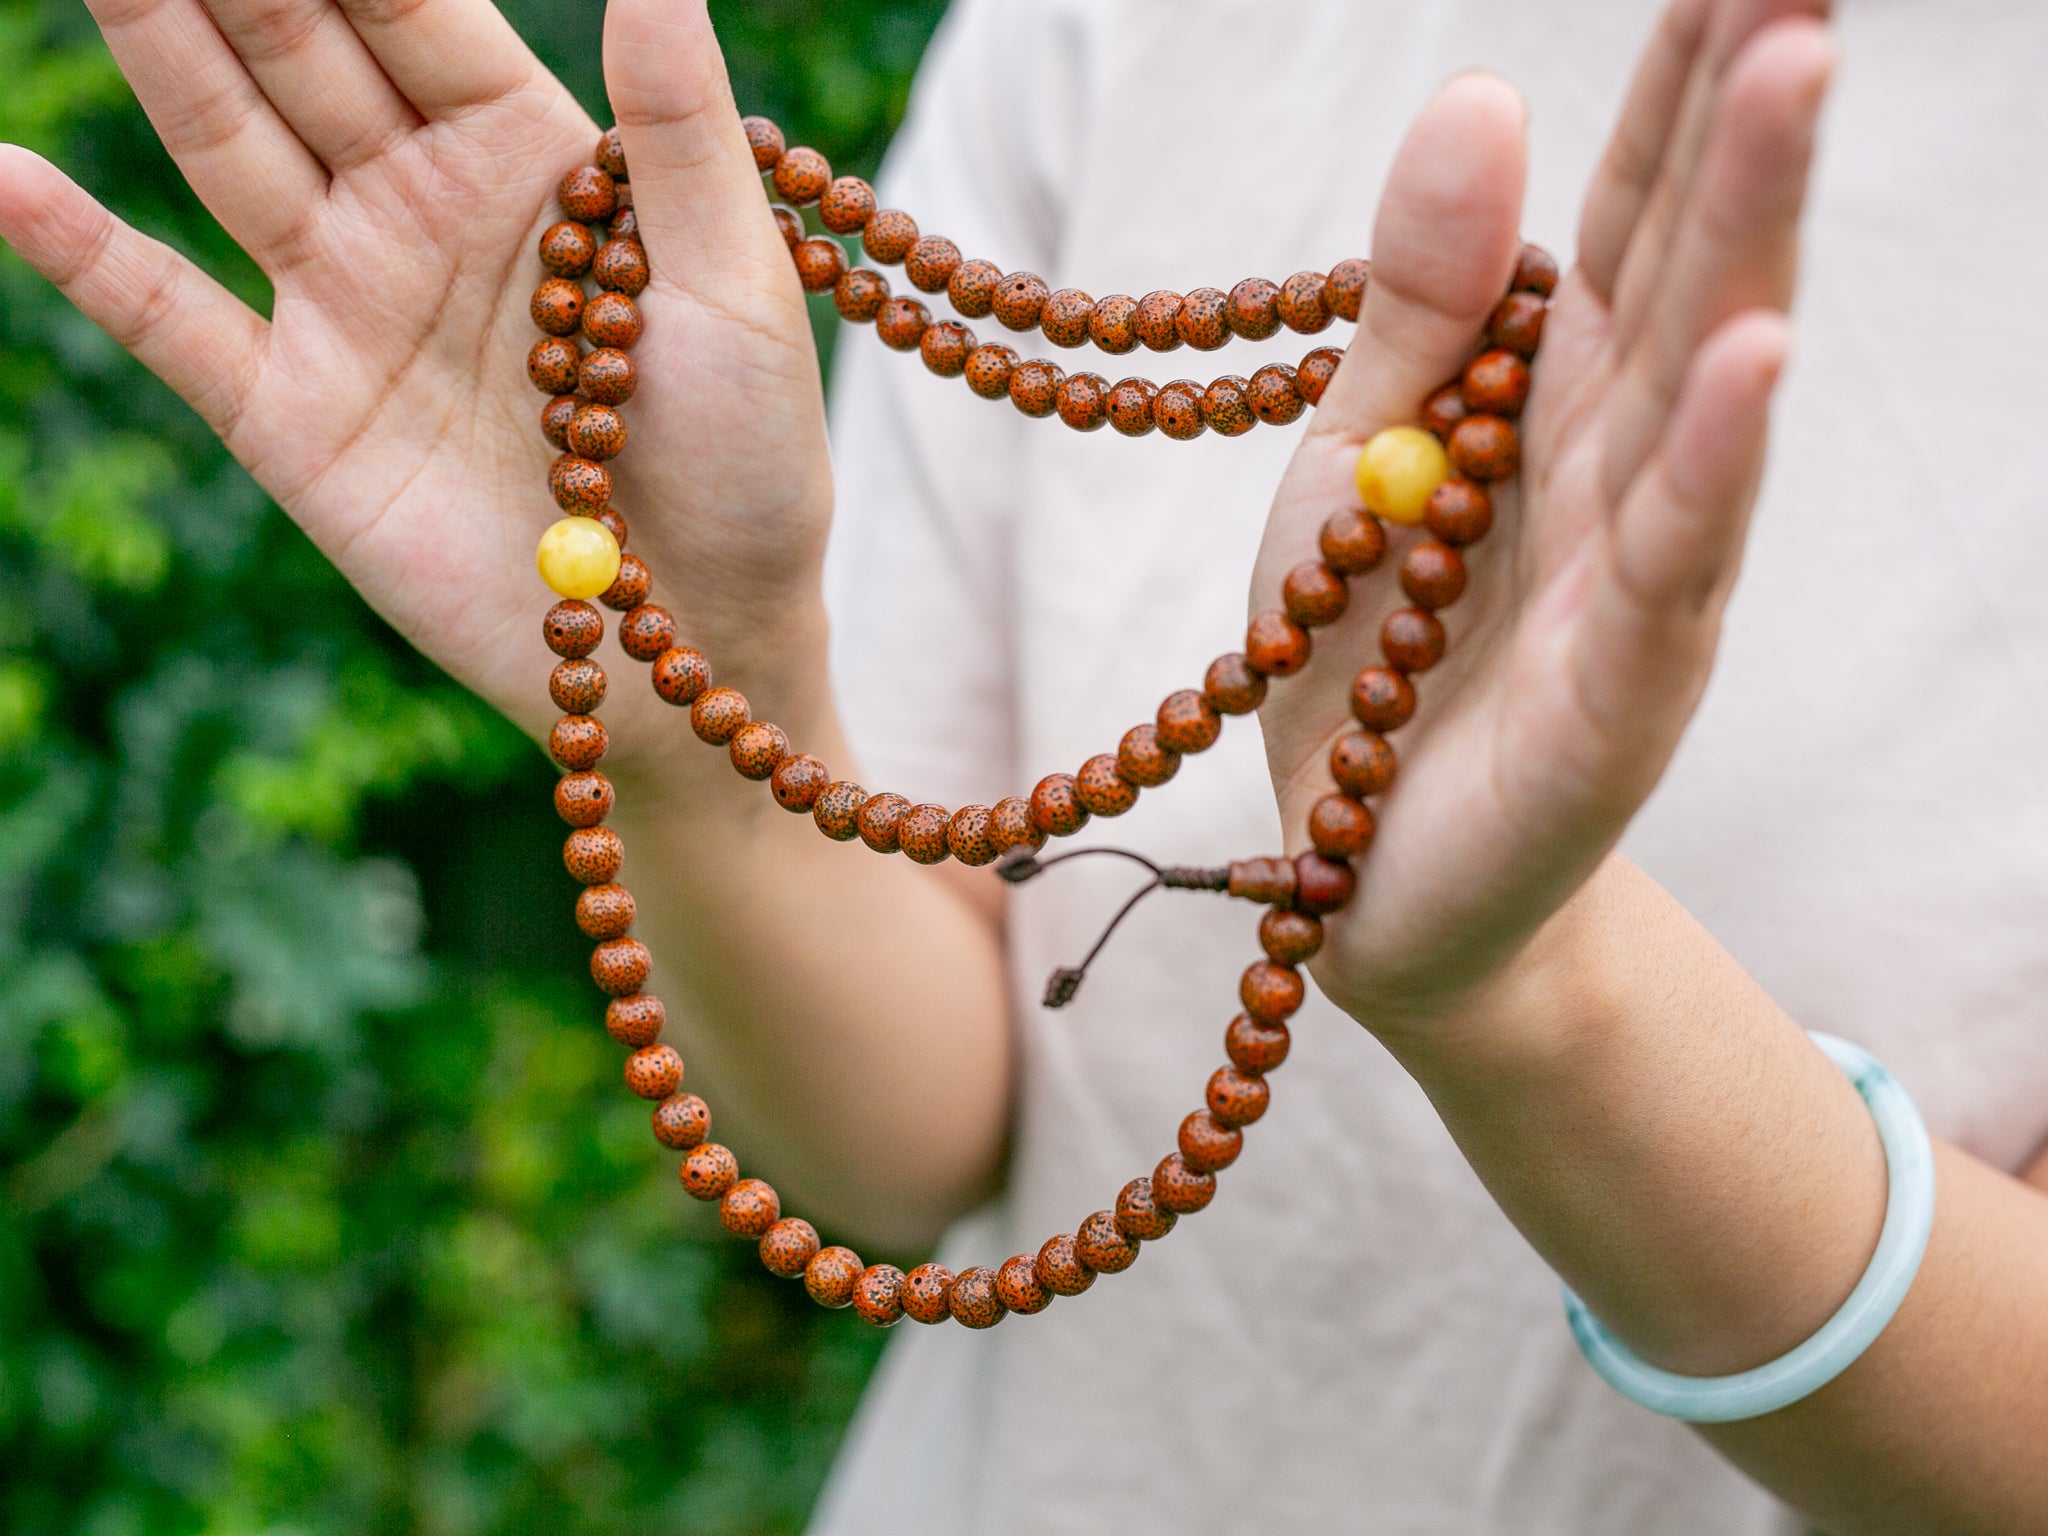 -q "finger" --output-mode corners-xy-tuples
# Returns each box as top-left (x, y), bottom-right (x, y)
(0, 145), (268, 443)
(198, 0), (422, 172)
(330, 0), (537, 116)
(83, 0), (327, 264)
(1600, 19), (1830, 508)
